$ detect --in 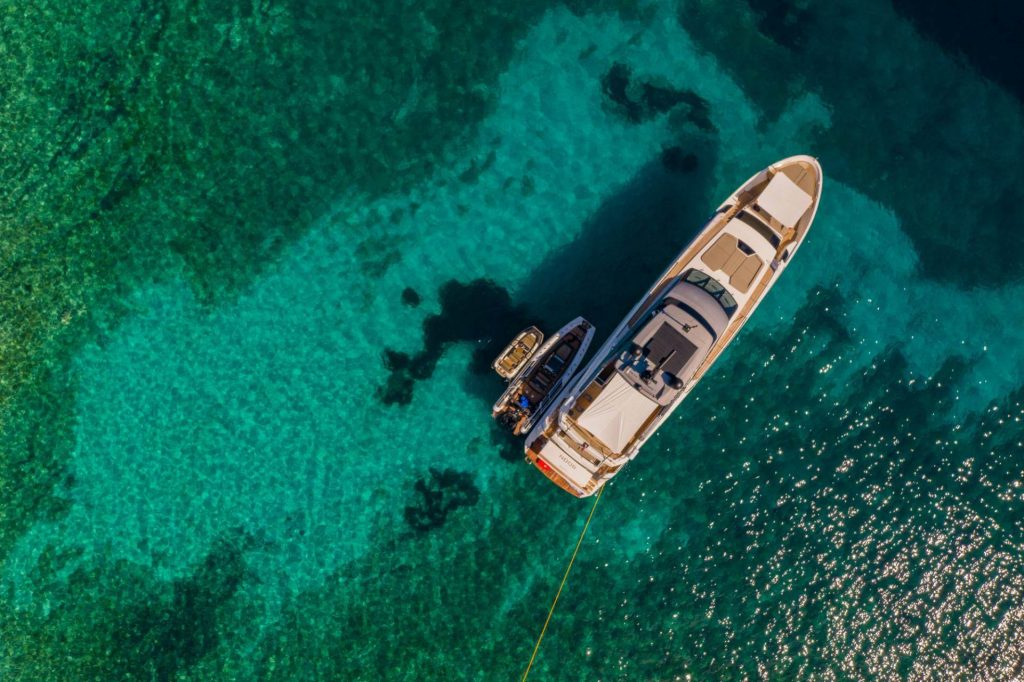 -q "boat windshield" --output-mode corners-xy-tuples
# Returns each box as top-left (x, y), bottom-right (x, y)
(684, 269), (738, 315)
